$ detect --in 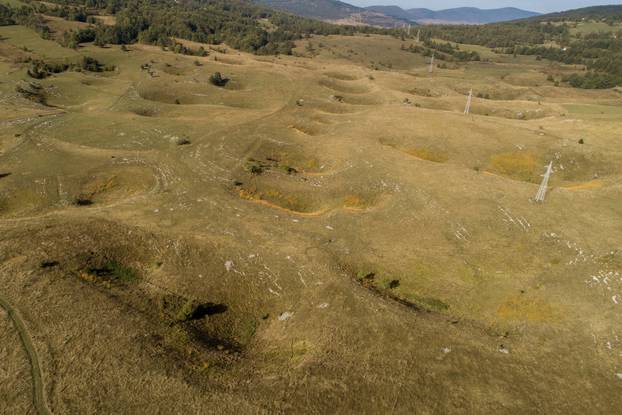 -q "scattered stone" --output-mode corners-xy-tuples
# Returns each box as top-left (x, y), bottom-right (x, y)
(441, 347), (451, 354)
(225, 260), (234, 272)
(172, 135), (191, 146)
(278, 311), (293, 321)
(578, 138), (585, 144)
(317, 303), (329, 309)
(498, 345), (510, 354)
